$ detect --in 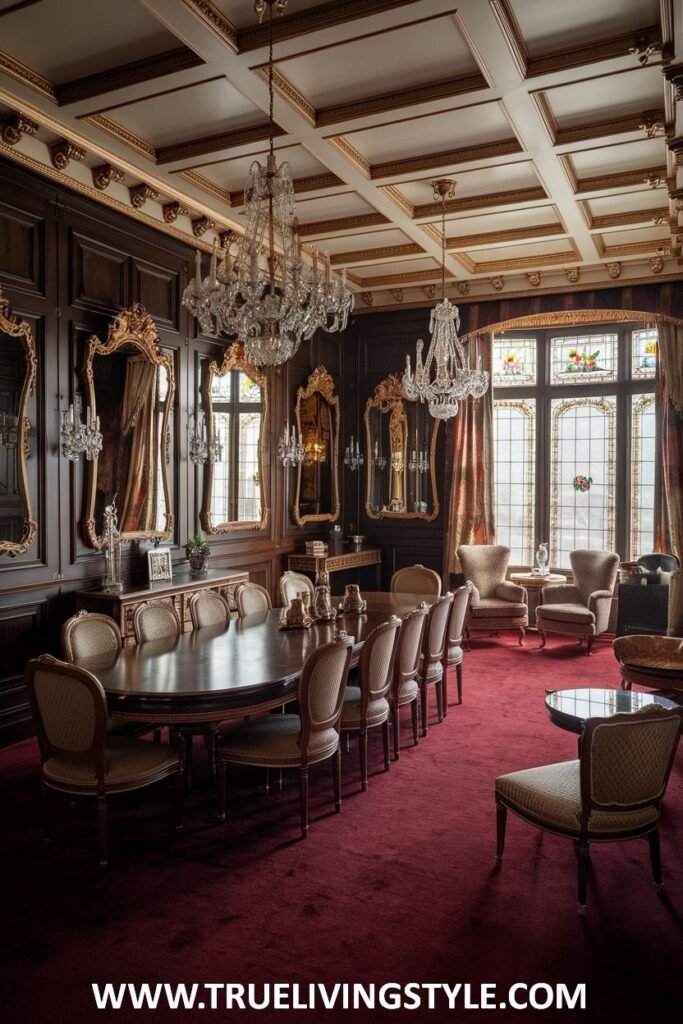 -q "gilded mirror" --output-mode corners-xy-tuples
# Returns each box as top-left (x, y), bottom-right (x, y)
(0, 288), (37, 557)
(199, 342), (270, 533)
(364, 374), (439, 520)
(83, 304), (174, 548)
(293, 366), (340, 526)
